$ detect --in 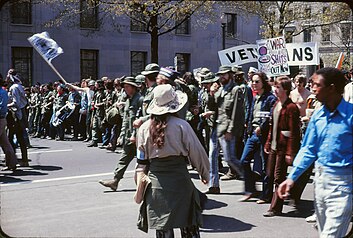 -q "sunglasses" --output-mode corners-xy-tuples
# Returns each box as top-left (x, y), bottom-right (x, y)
(252, 80), (260, 84)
